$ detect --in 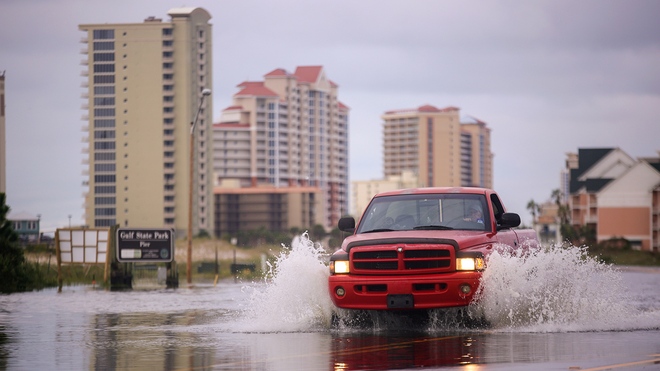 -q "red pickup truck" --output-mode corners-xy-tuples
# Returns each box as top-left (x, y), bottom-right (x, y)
(328, 187), (538, 311)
